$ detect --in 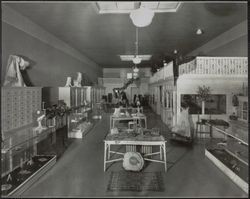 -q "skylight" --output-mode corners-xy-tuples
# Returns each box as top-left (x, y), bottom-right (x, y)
(96, 2), (182, 14)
